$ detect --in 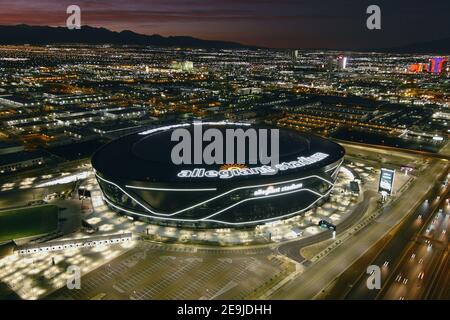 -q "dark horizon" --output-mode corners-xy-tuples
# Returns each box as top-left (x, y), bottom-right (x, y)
(1, 0), (450, 49)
